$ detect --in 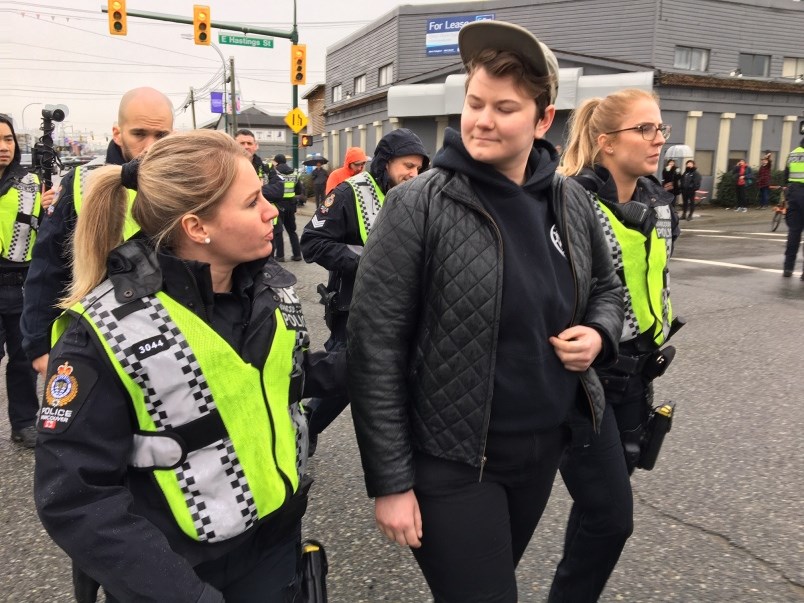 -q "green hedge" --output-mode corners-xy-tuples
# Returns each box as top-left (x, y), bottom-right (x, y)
(713, 169), (786, 207)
